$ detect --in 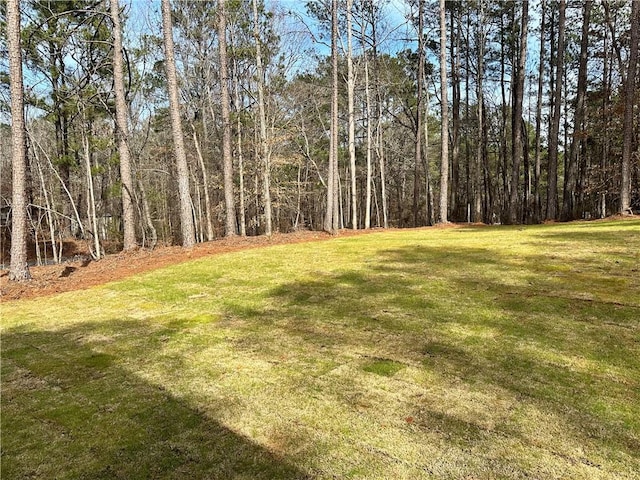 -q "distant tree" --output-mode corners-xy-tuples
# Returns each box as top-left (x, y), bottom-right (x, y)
(323, 0), (339, 233)
(161, 0), (196, 246)
(110, 0), (136, 250)
(533, 0), (546, 223)
(346, 0), (357, 230)
(621, 0), (638, 215)
(218, 0), (237, 236)
(438, 0), (449, 224)
(252, 0), (272, 235)
(546, 0), (565, 220)
(508, 1), (528, 224)
(414, 0), (425, 227)
(7, 0), (31, 281)
(562, 0), (591, 221)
